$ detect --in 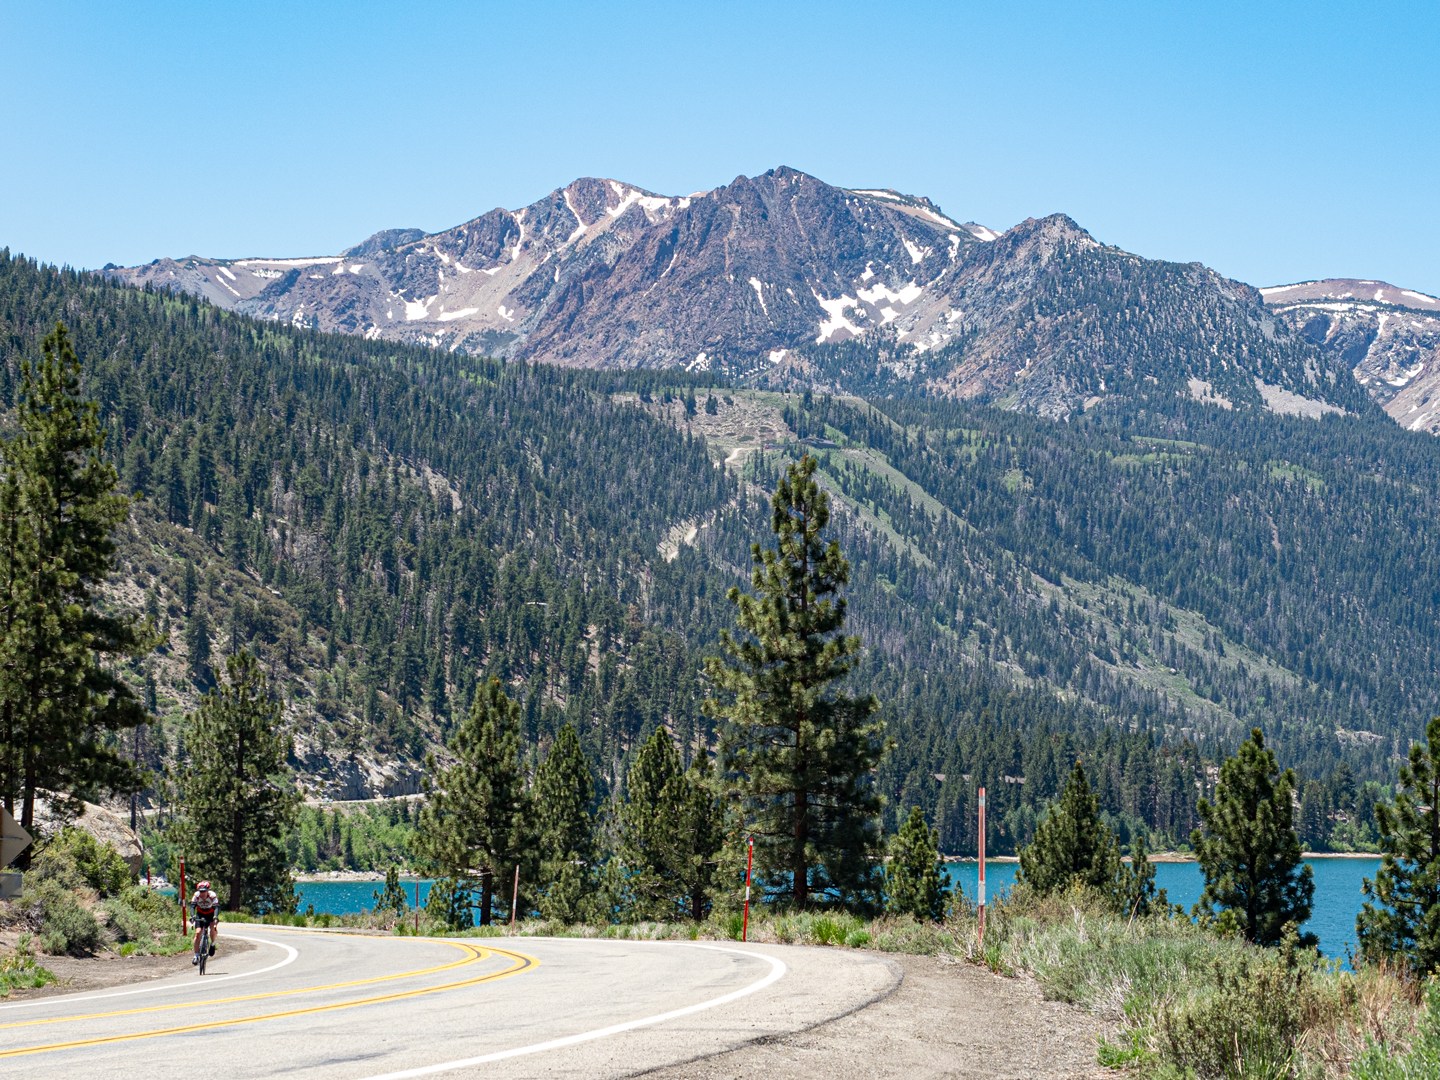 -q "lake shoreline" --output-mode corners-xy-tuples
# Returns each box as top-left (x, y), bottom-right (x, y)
(301, 850), (1383, 883)
(943, 851), (1380, 865)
